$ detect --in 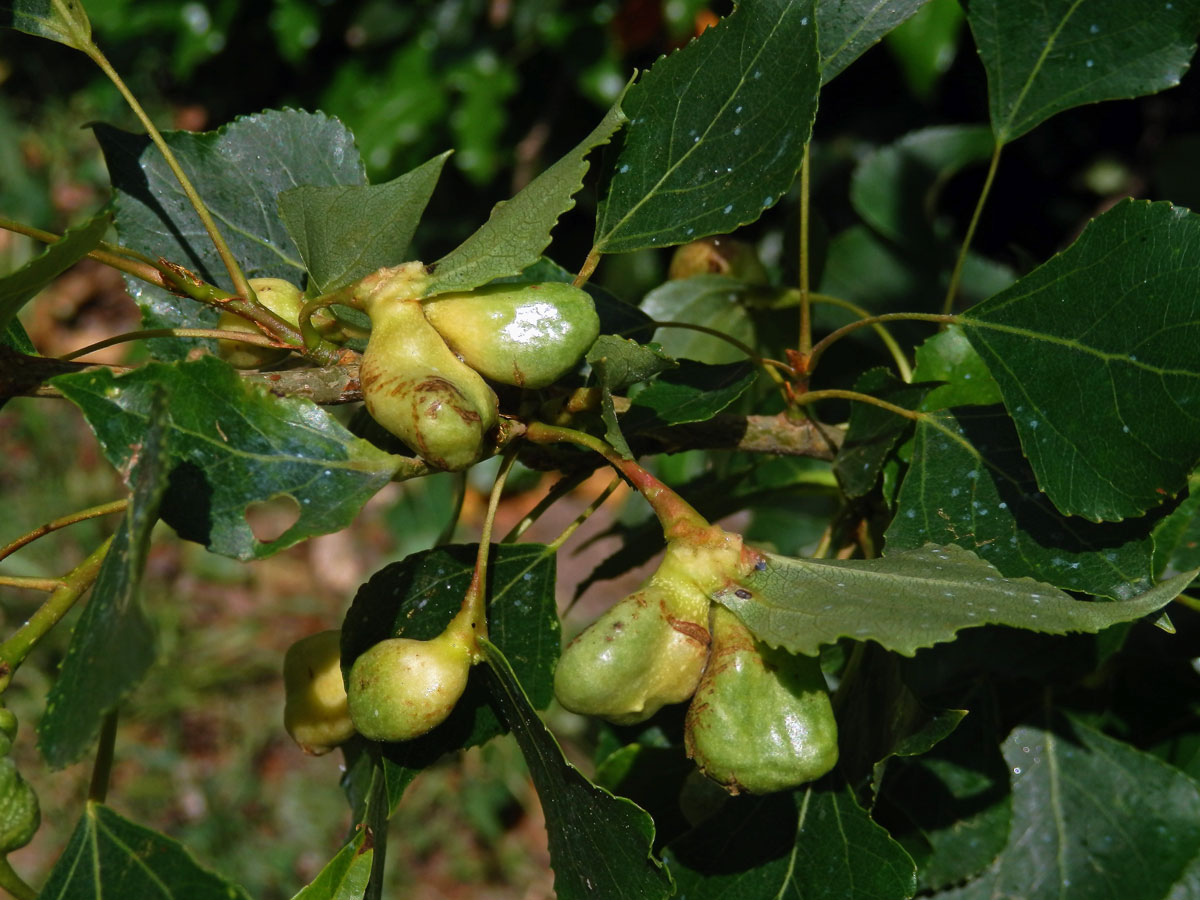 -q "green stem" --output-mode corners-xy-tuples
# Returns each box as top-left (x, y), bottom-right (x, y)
(0, 857), (37, 900)
(523, 422), (708, 535)
(573, 248), (601, 288)
(941, 141), (1003, 316)
(88, 711), (119, 803)
(57, 327), (290, 362)
(453, 451), (518, 658)
(545, 476), (622, 554)
(795, 387), (979, 457)
(78, 43), (254, 302)
(0, 536), (113, 692)
(804, 312), (956, 377)
(0, 577), (64, 592)
(502, 470), (592, 543)
(806, 293), (913, 382)
(0, 500), (127, 563)
(0, 216), (172, 289)
(646, 321), (792, 385)
(799, 142), (813, 356)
